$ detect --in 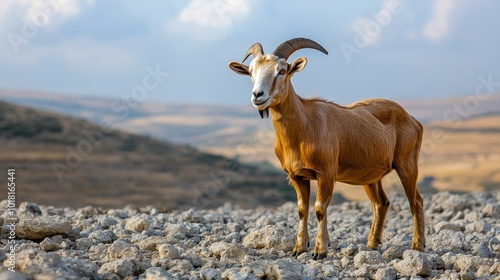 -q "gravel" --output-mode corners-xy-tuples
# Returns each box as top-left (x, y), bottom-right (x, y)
(0, 191), (499, 279)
